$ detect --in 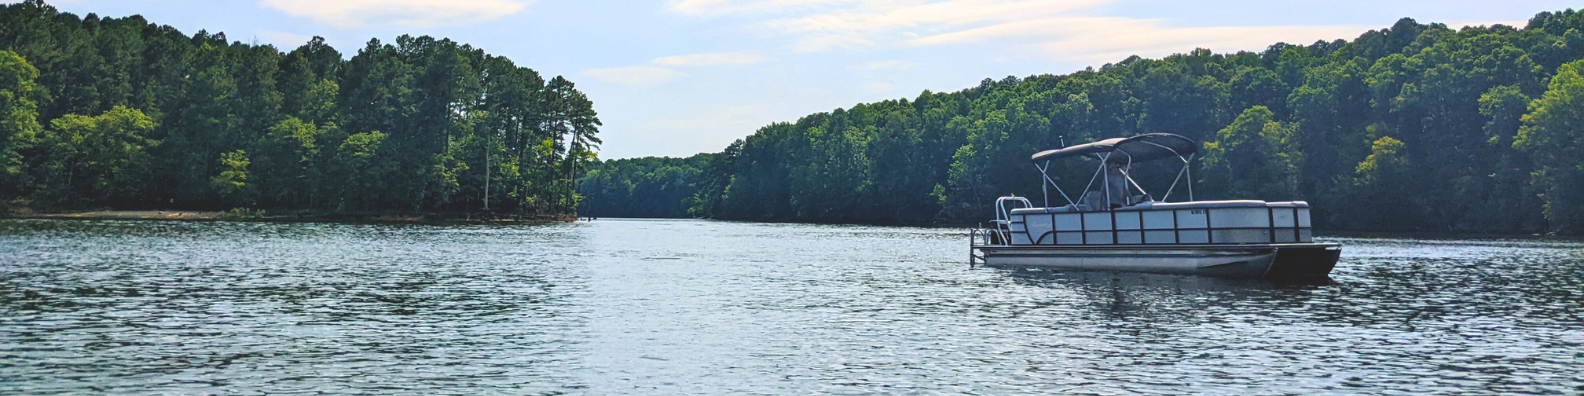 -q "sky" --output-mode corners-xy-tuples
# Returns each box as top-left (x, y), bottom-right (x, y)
(26, 0), (1580, 159)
